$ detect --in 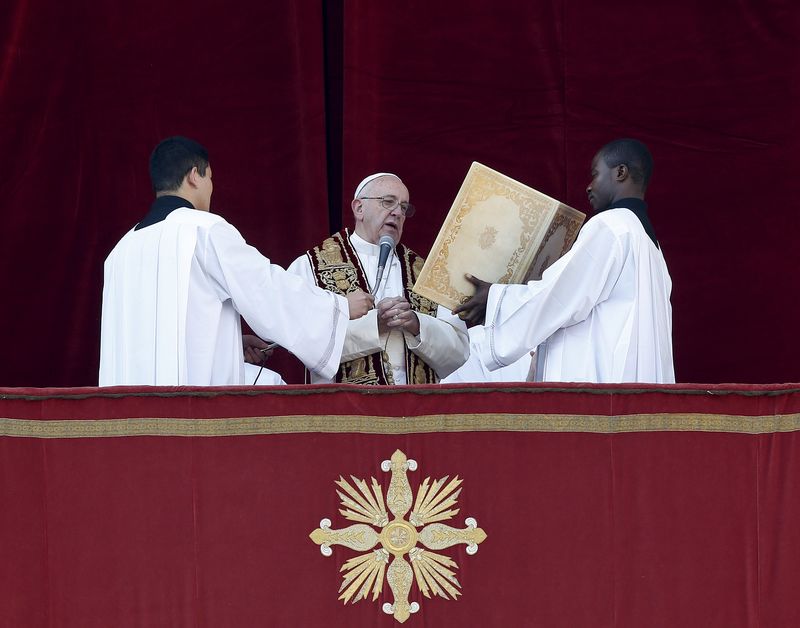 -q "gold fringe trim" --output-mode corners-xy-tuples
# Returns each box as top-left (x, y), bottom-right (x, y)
(2, 412), (800, 439)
